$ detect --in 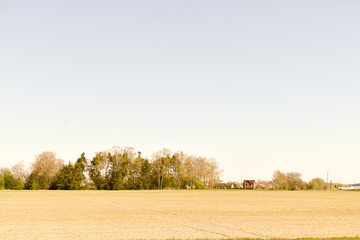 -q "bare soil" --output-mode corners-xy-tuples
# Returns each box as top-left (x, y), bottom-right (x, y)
(0, 190), (359, 239)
